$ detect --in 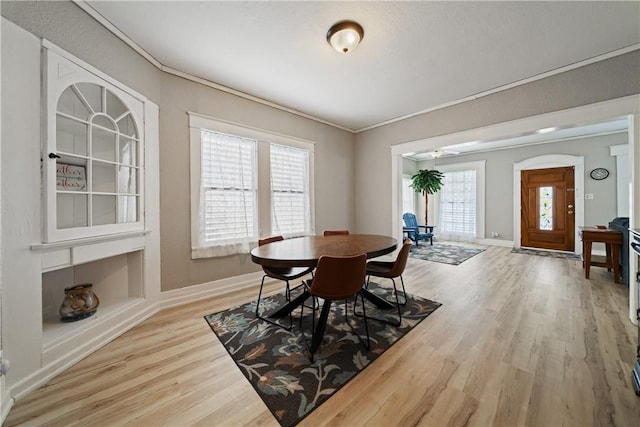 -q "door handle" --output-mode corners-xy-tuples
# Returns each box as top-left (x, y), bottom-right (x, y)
(568, 211), (574, 215)
(567, 204), (574, 208)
